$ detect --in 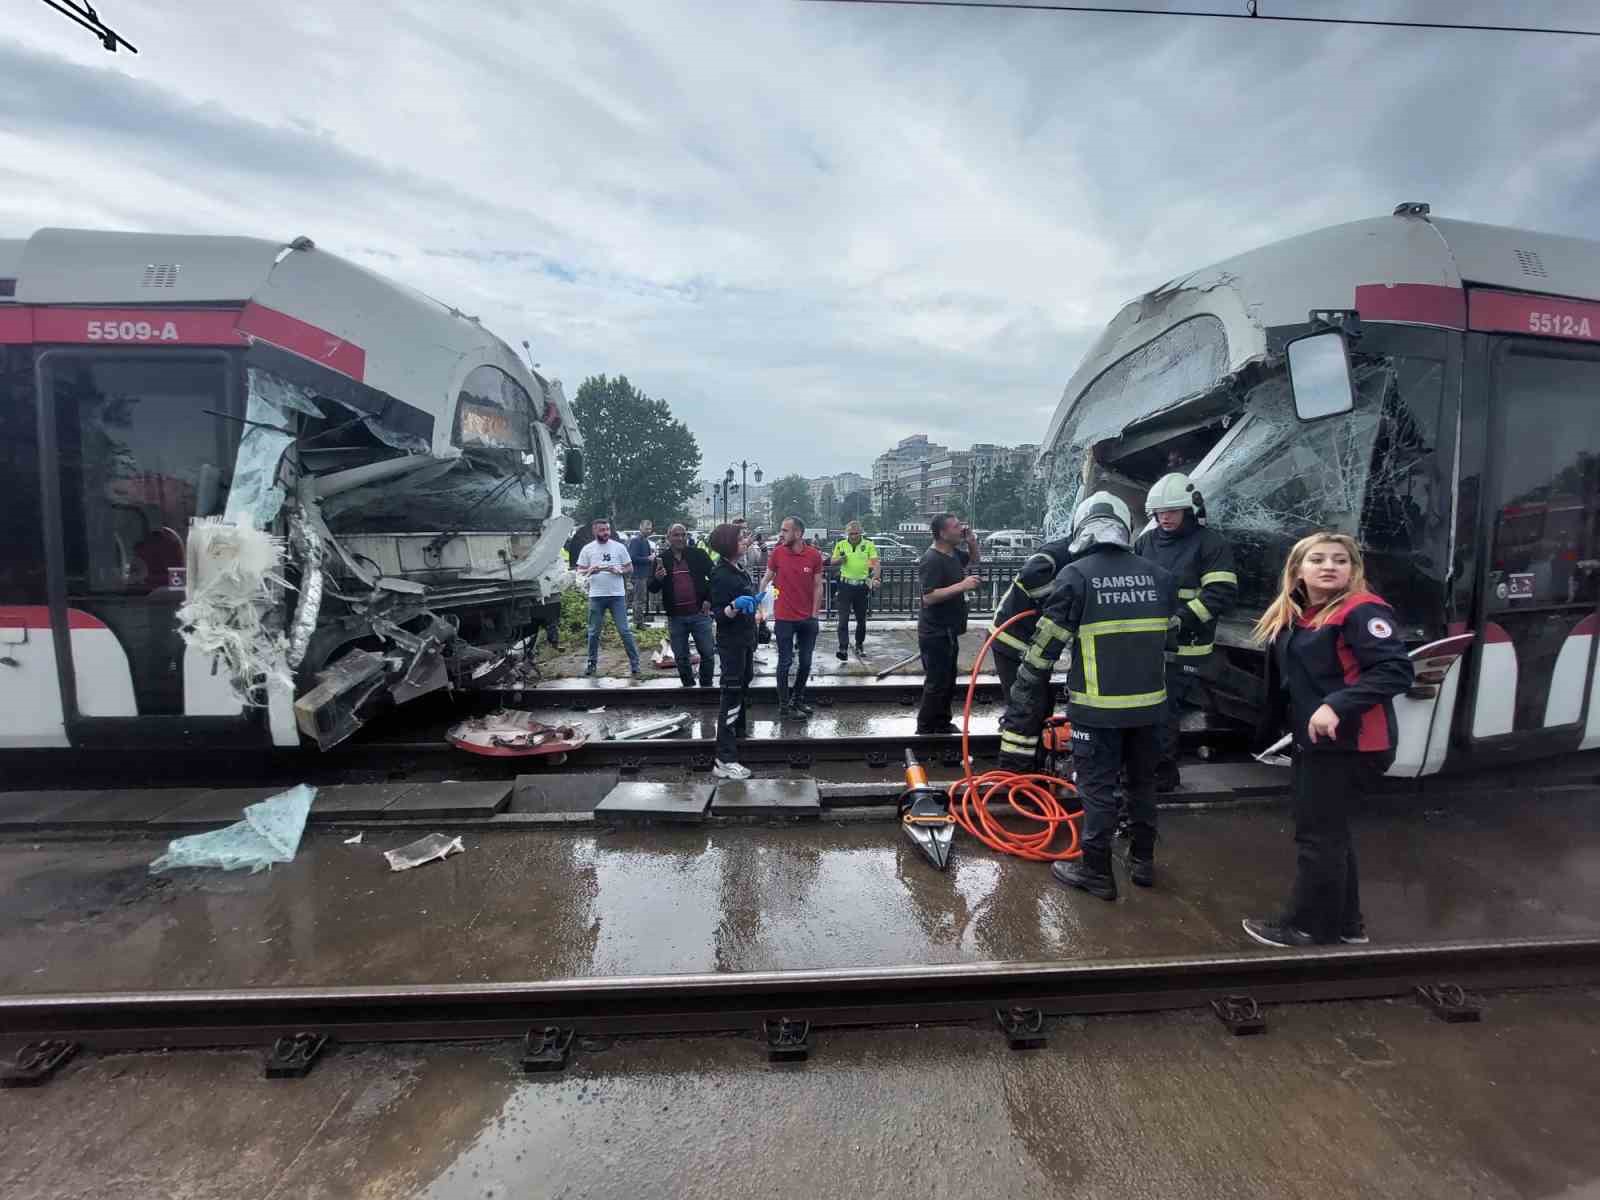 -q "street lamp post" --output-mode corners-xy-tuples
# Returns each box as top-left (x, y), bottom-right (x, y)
(728, 460), (763, 524)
